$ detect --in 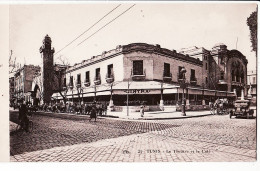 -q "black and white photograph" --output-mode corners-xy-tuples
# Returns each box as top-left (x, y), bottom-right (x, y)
(0, 1), (258, 163)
